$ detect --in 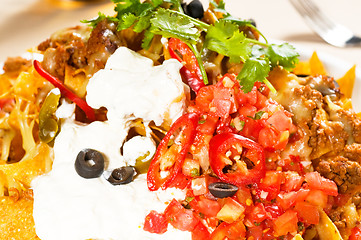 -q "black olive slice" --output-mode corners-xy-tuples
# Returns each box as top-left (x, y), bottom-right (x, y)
(75, 149), (105, 179)
(184, 0), (204, 19)
(208, 182), (239, 198)
(107, 166), (136, 185)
